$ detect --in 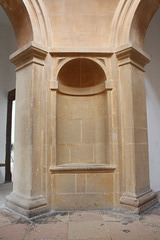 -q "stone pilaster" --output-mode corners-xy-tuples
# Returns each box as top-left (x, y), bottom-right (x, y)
(6, 42), (49, 218)
(116, 44), (158, 213)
